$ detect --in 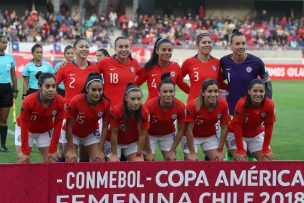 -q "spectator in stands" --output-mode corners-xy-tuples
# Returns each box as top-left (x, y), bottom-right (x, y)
(227, 79), (276, 161)
(0, 34), (18, 152)
(16, 72), (64, 163)
(22, 44), (53, 99)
